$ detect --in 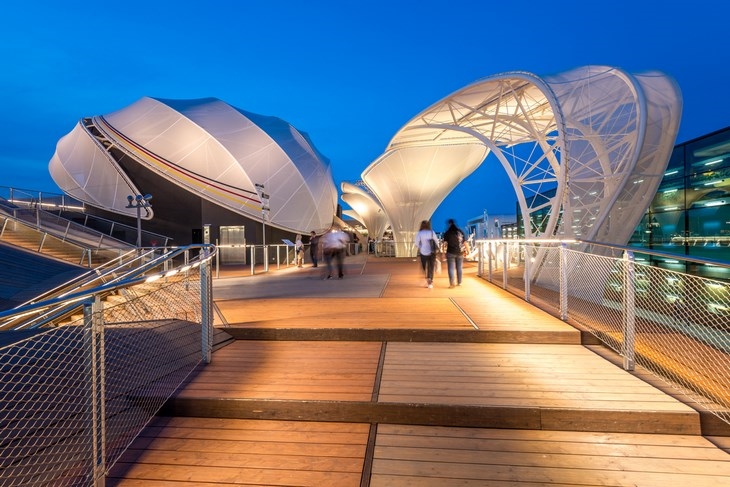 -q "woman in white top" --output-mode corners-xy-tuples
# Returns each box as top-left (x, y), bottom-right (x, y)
(415, 220), (439, 288)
